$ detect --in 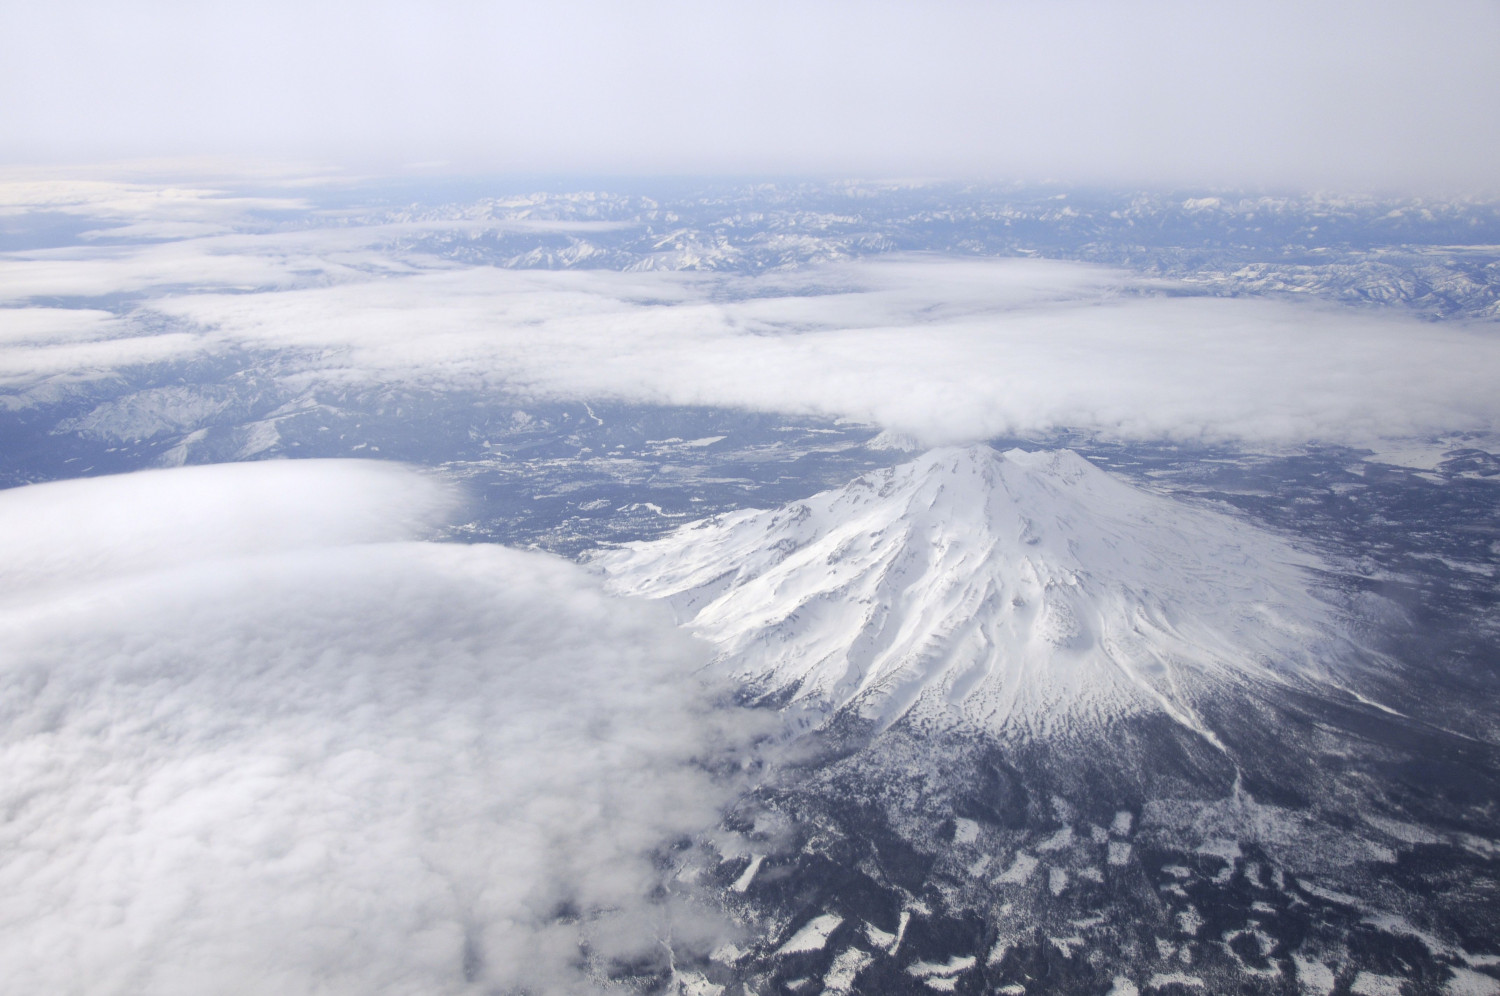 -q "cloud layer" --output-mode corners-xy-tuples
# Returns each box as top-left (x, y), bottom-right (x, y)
(5, 204), (1497, 452)
(0, 461), (734, 994)
(140, 256), (1500, 449)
